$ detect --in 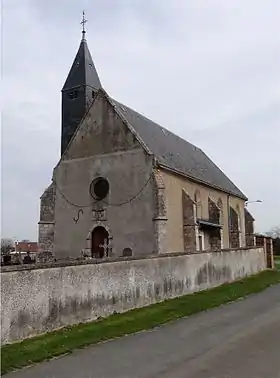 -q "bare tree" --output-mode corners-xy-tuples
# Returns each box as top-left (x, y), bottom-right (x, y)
(266, 226), (280, 239)
(266, 226), (280, 256)
(1, 238), (14, 255)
